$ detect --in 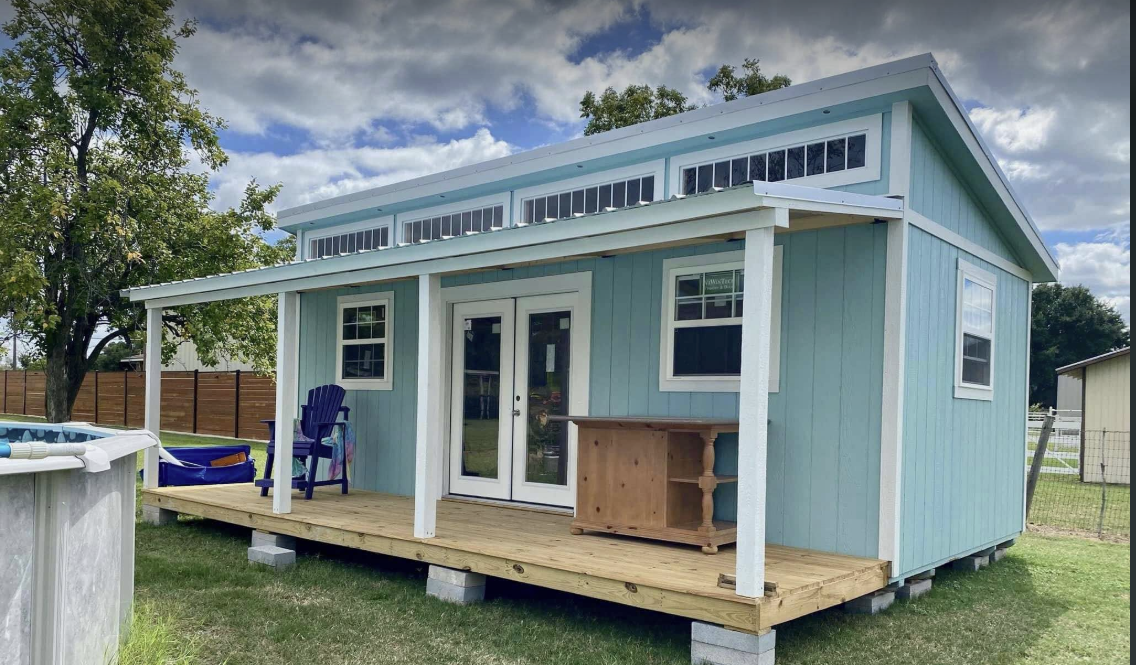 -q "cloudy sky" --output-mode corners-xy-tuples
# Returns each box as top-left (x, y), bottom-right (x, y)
(2, 0), (1131, 322)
